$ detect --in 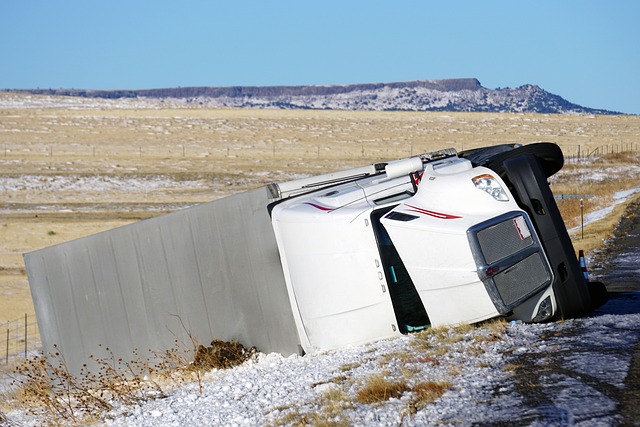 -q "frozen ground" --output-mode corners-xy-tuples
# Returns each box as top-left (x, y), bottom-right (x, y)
(104, 296), (640, 427)
(2, 231), (638, 426)
(3, 300), (637, 426)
